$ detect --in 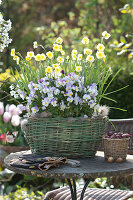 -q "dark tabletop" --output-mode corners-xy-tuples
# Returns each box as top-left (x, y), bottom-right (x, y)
(4, 151), (133, 179)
